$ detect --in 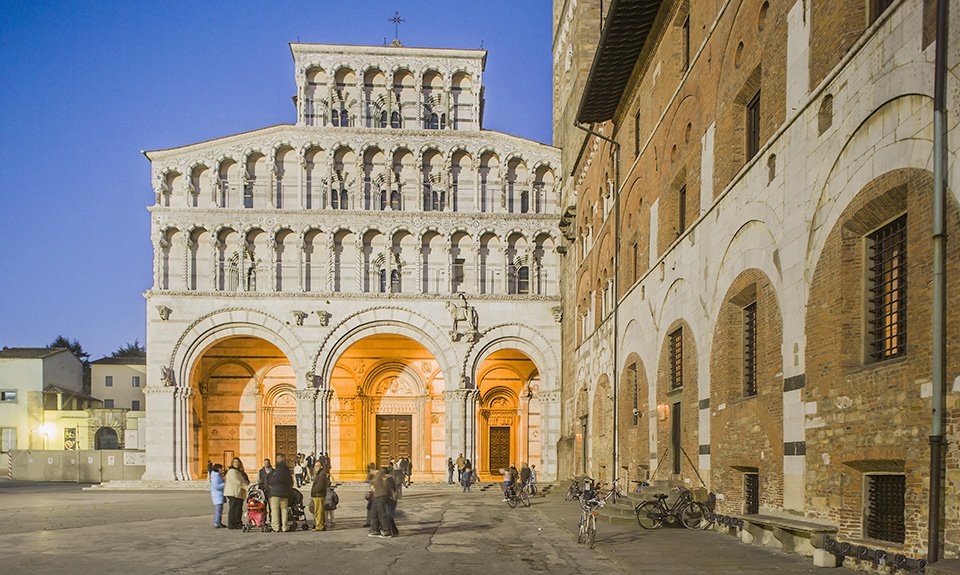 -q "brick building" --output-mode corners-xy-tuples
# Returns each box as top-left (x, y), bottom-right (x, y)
(554, 0), (960, 563)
